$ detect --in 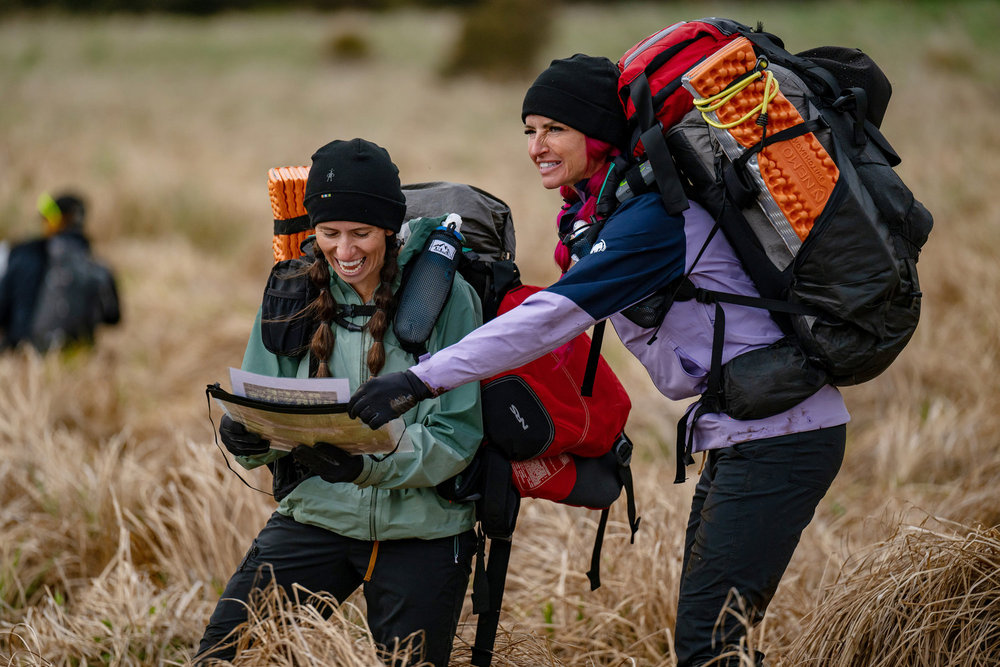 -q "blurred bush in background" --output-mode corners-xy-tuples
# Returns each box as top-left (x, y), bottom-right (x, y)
(440, 0), (554, 80)
(2, 0), (498, 13)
